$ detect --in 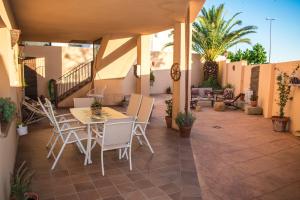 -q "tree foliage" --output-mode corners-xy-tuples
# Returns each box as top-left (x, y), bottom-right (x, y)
(227, 43), (267, 64)
(192, 4), (257, 62)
